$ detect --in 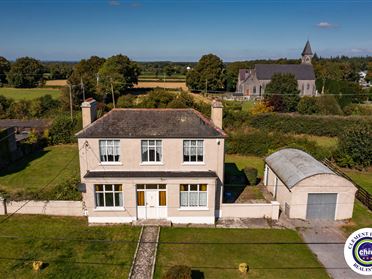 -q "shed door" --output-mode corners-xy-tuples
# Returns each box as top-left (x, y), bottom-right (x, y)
(306, 193), (337, 220)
